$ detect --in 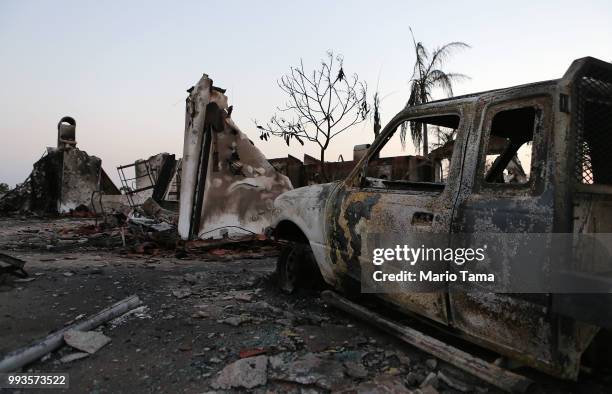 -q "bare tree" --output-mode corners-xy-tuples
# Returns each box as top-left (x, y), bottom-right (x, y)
(255, 51), (369, 180)
(401, 29), (470, 155)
